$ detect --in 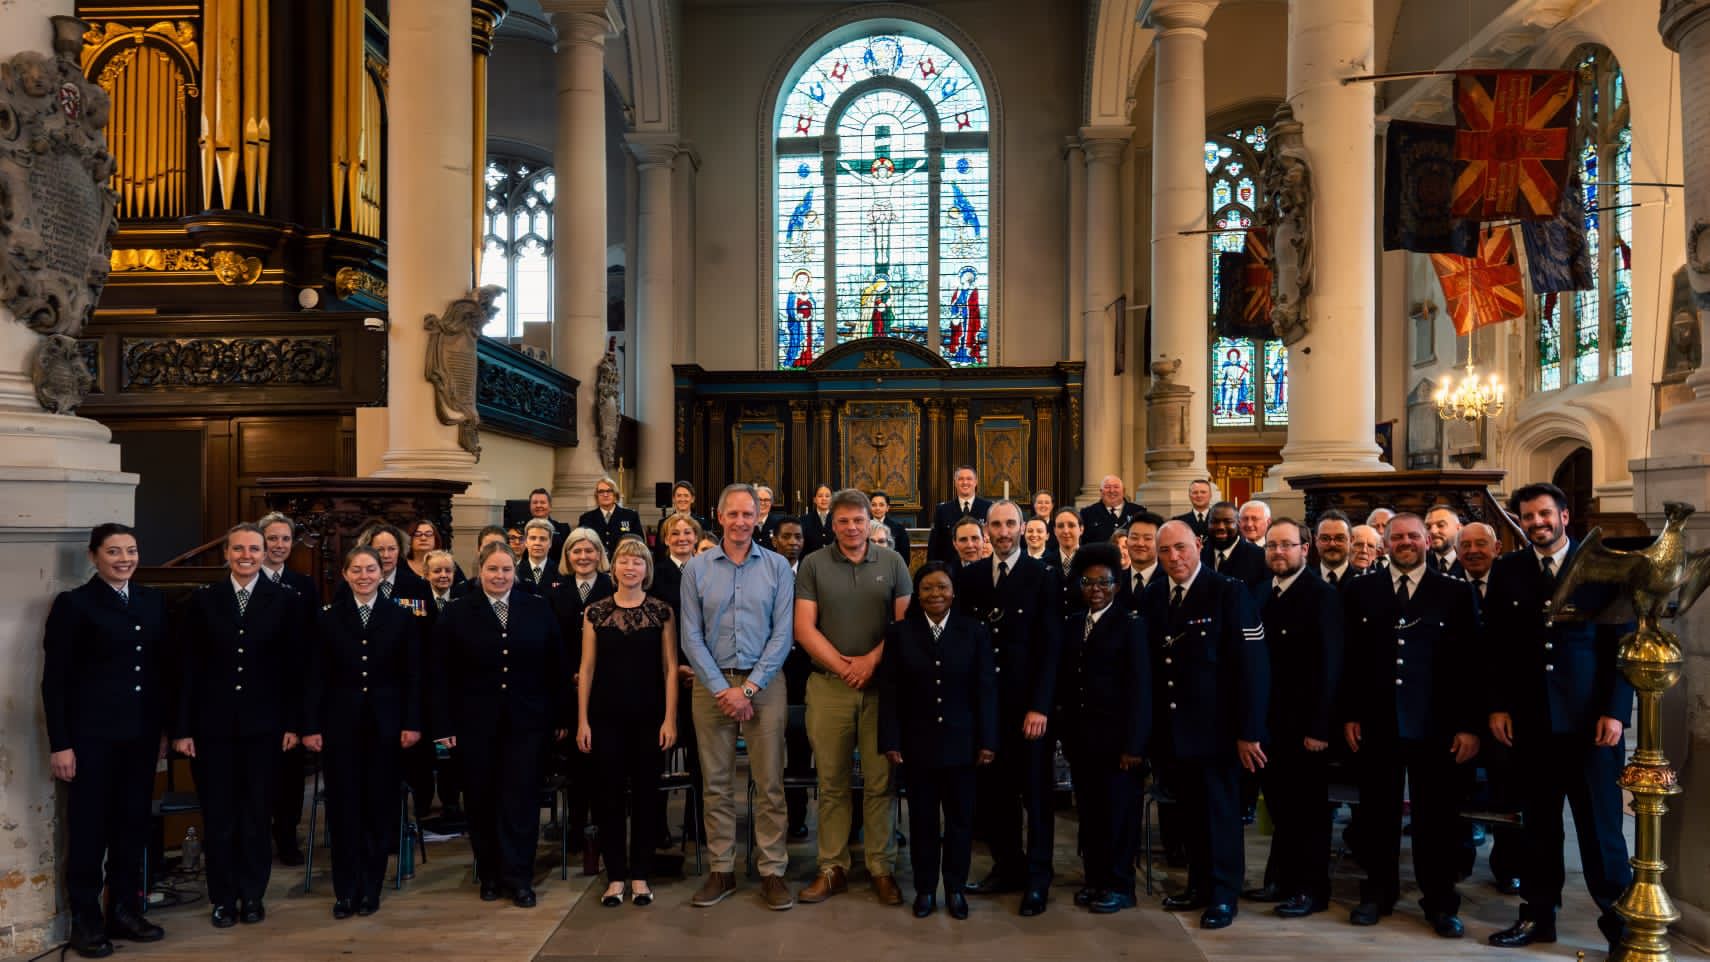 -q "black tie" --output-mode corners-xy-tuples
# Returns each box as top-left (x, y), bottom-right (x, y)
(1473, 578), (1486, 598)
(116, 587), (128, 608)
(961, 501), (970, 516)
(1395, 573), (1411, 605)
(1134, 572), (1144, 594)
(1271, 584), (1282, 602)
(1216, 550), (1227, 571)
(1541, 556), (1555, 581)
(1170, 584), (1185, 609)
(996, 559), (1008, 586)
(436, 596), (448, 611)
(1325, 569), (1338, 586)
